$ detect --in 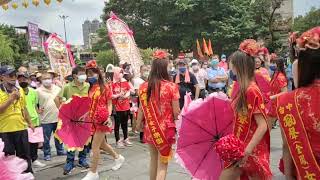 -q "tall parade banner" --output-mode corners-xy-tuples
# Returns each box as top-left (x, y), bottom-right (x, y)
(44, 33), (75, 83)
(106, 12), (143, 77)
(27, 22), (40, 50)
